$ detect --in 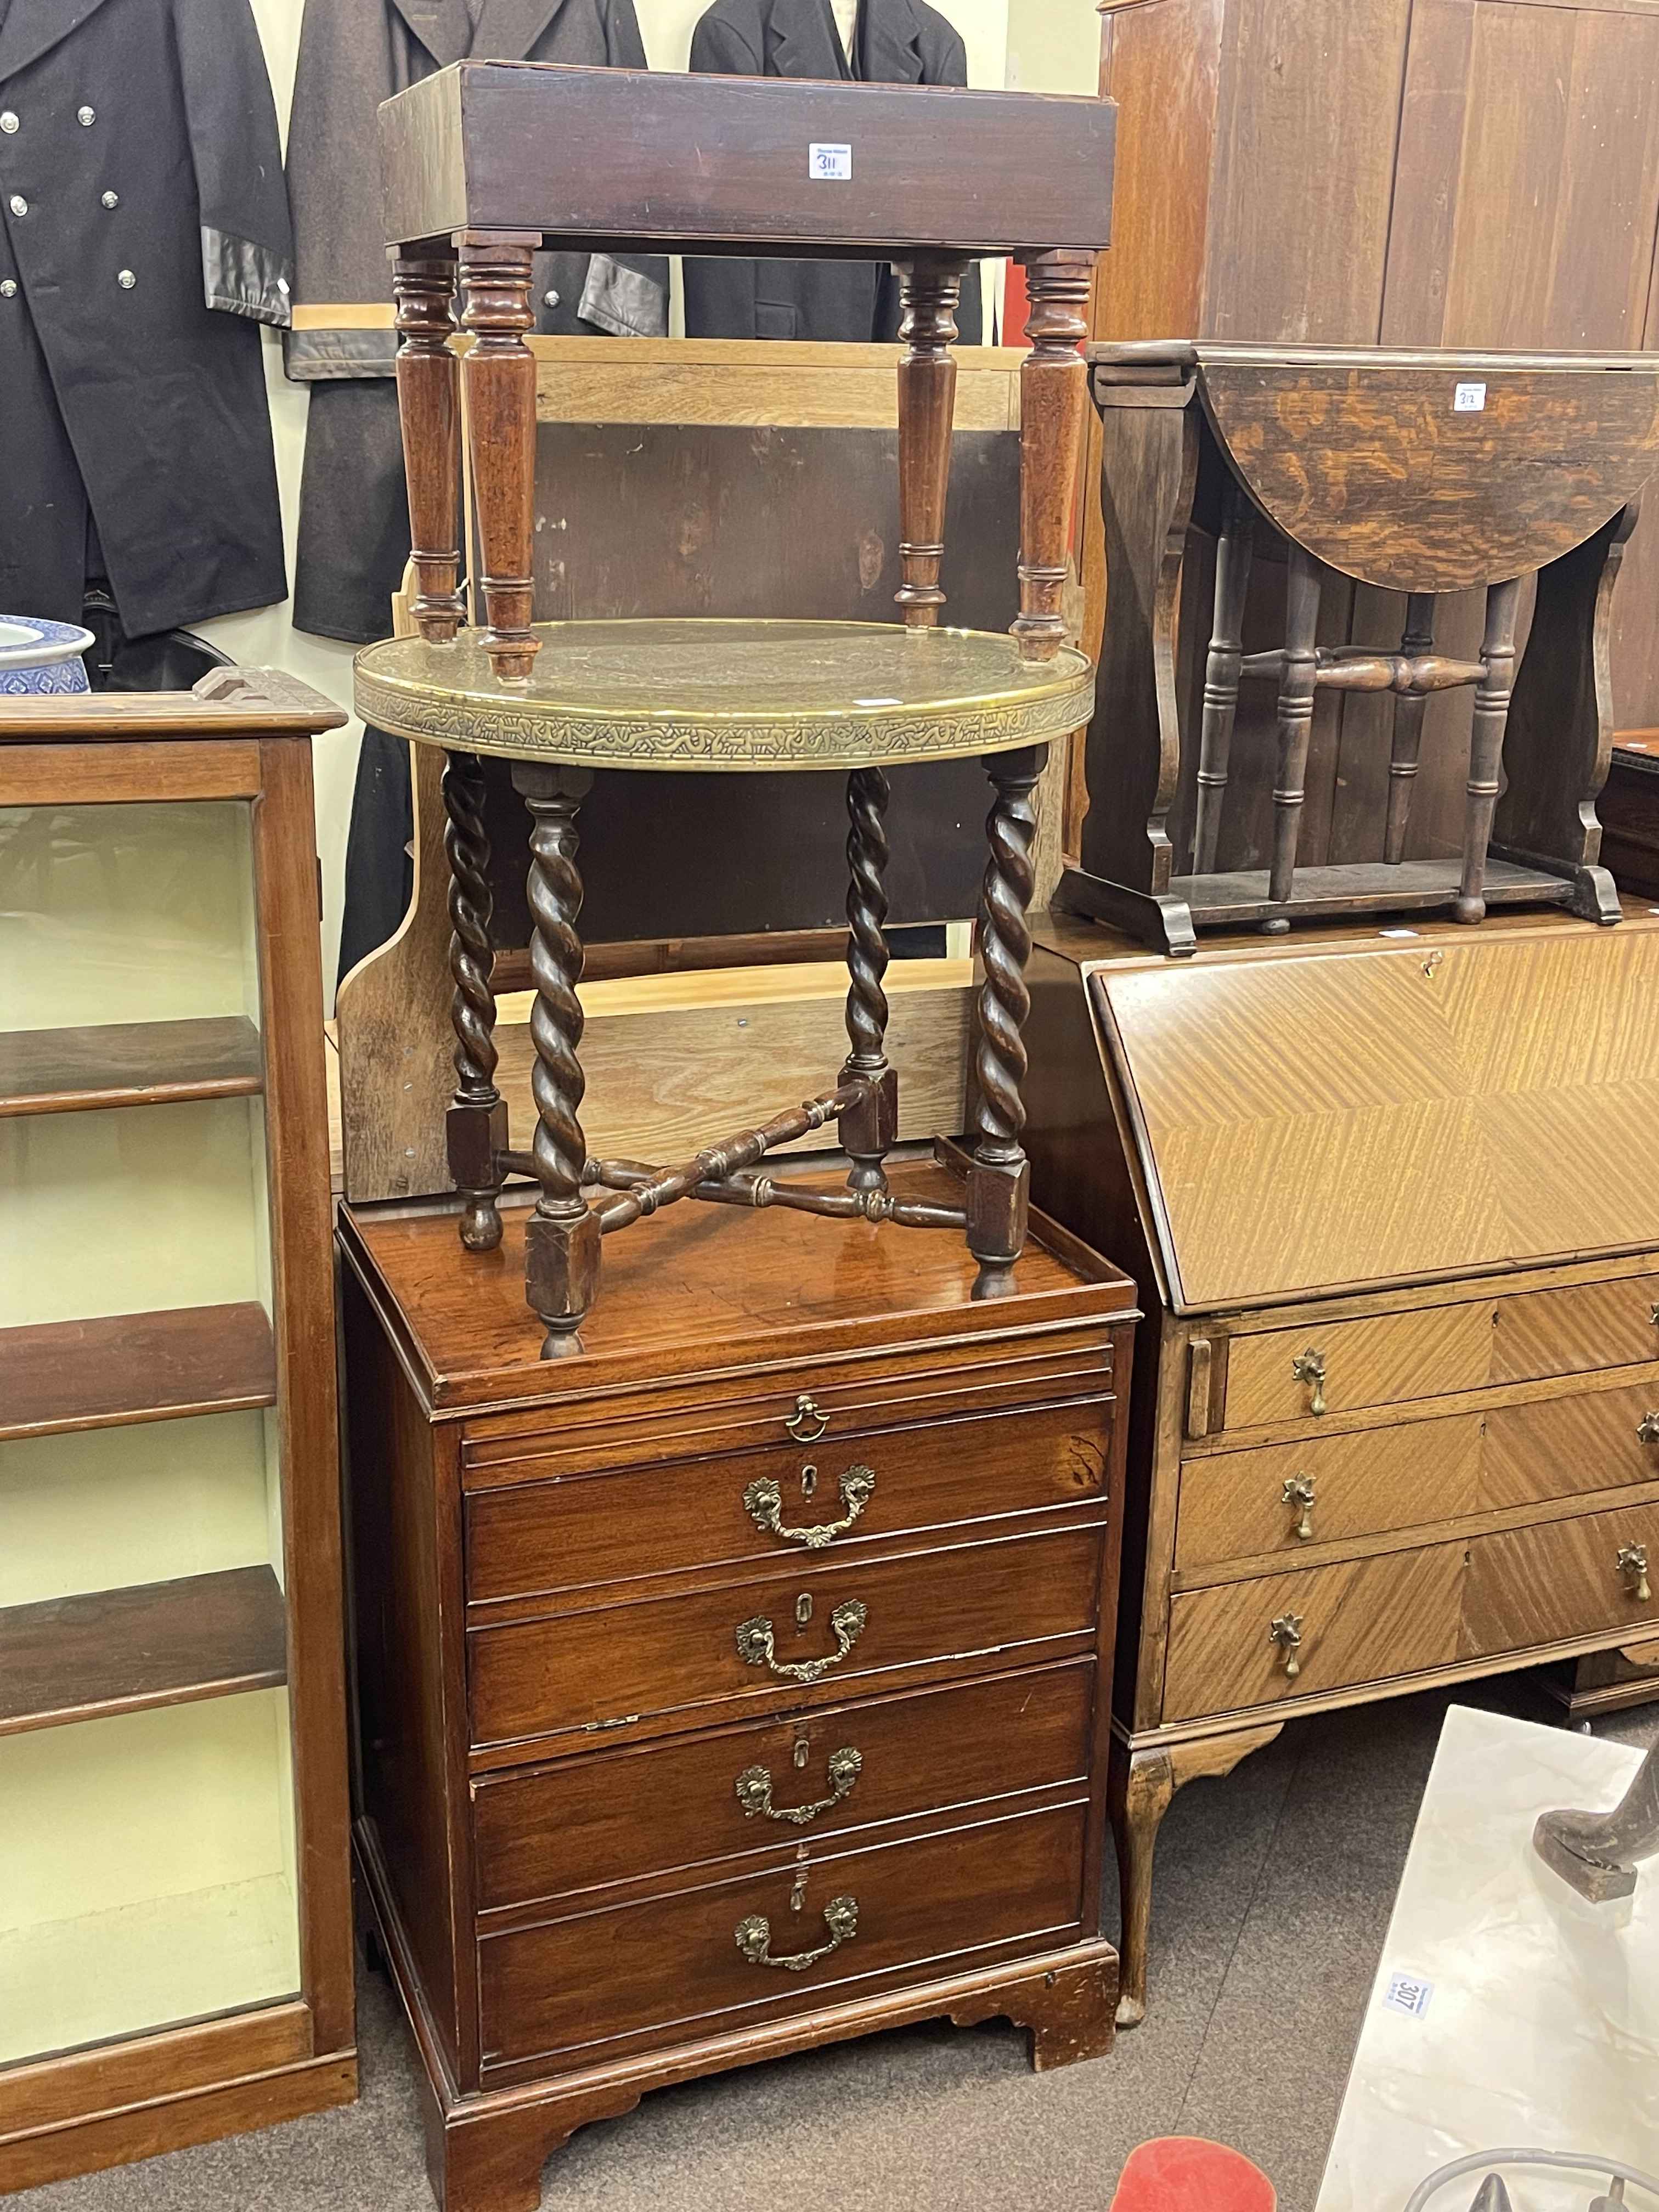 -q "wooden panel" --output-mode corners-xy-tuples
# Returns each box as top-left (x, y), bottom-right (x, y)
(1221, 1305), (1495, 1431)
(0, 1018), (263, 1118)
(466, 1398), (1111, 1605)
(1200, 361), (1659, 592)
(477, 1801), (1087, 2074)
(1480, 1382), (1659, 1509)
(1601, 751), (1659, 897)
(0, 742), (262, 808)
(1163, 1544), (1465, 1721)
(466, 1522), (1105, 1751)
(0, 1566), (286, 1735)
(1492, 1272), (1659, 1383)
(472, 1662), (1093, 1913)
(0, 1304), (276, 1443)
(1175, 1414), (1483, 1569)
(1462, 1497), (1659, 1654)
